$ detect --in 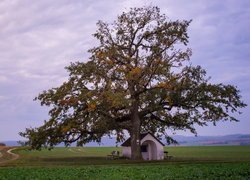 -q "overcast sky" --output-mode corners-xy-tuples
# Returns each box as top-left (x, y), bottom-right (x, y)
(0, 0), (250, 141)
